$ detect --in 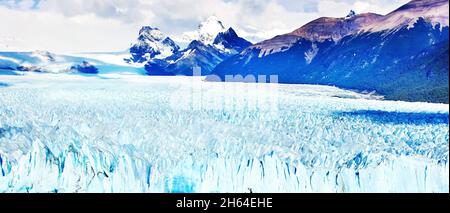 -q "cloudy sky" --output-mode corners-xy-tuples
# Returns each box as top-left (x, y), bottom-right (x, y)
(0, 0), (409, 53)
